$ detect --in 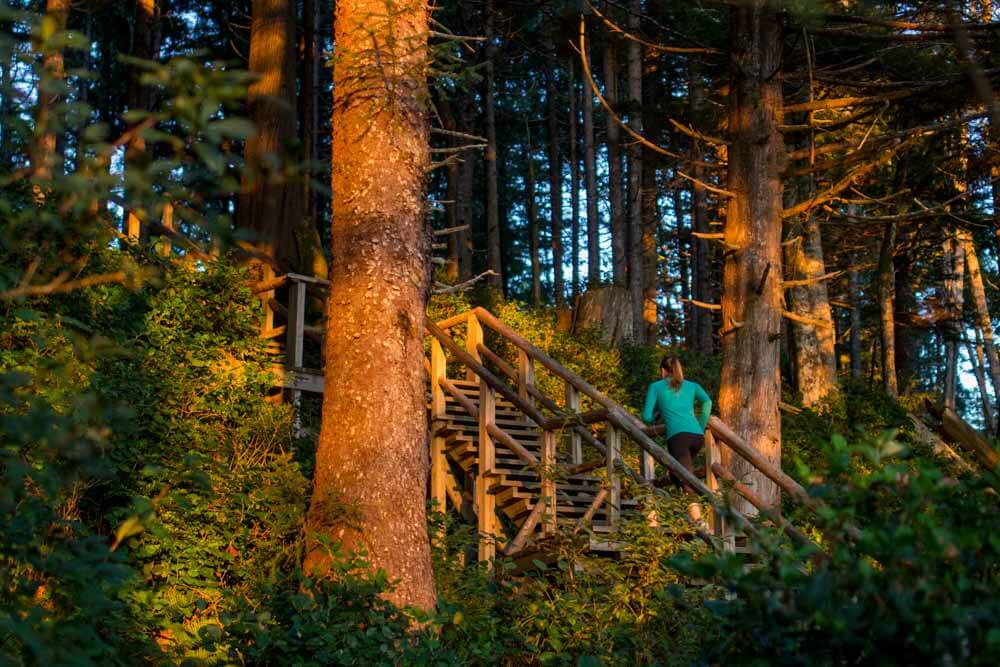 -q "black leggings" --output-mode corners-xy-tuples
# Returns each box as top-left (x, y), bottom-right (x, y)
(666, 432), (704, 492)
